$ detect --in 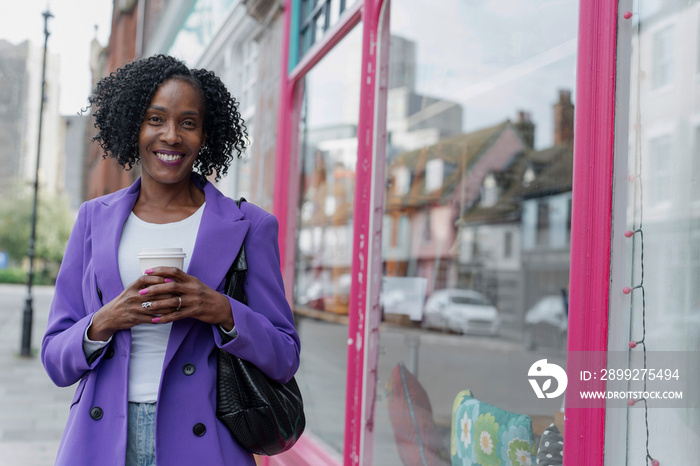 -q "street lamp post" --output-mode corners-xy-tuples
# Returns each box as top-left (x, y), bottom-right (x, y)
(20, 9), (53, 357)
